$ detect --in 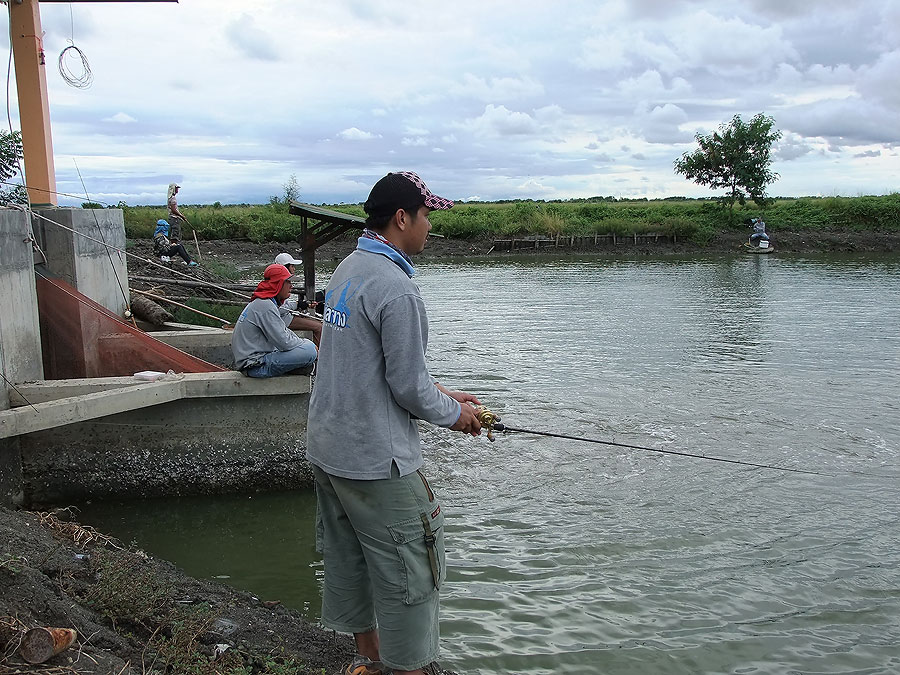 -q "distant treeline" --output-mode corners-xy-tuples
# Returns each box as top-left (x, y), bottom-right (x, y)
(120, 194), (900, 246)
